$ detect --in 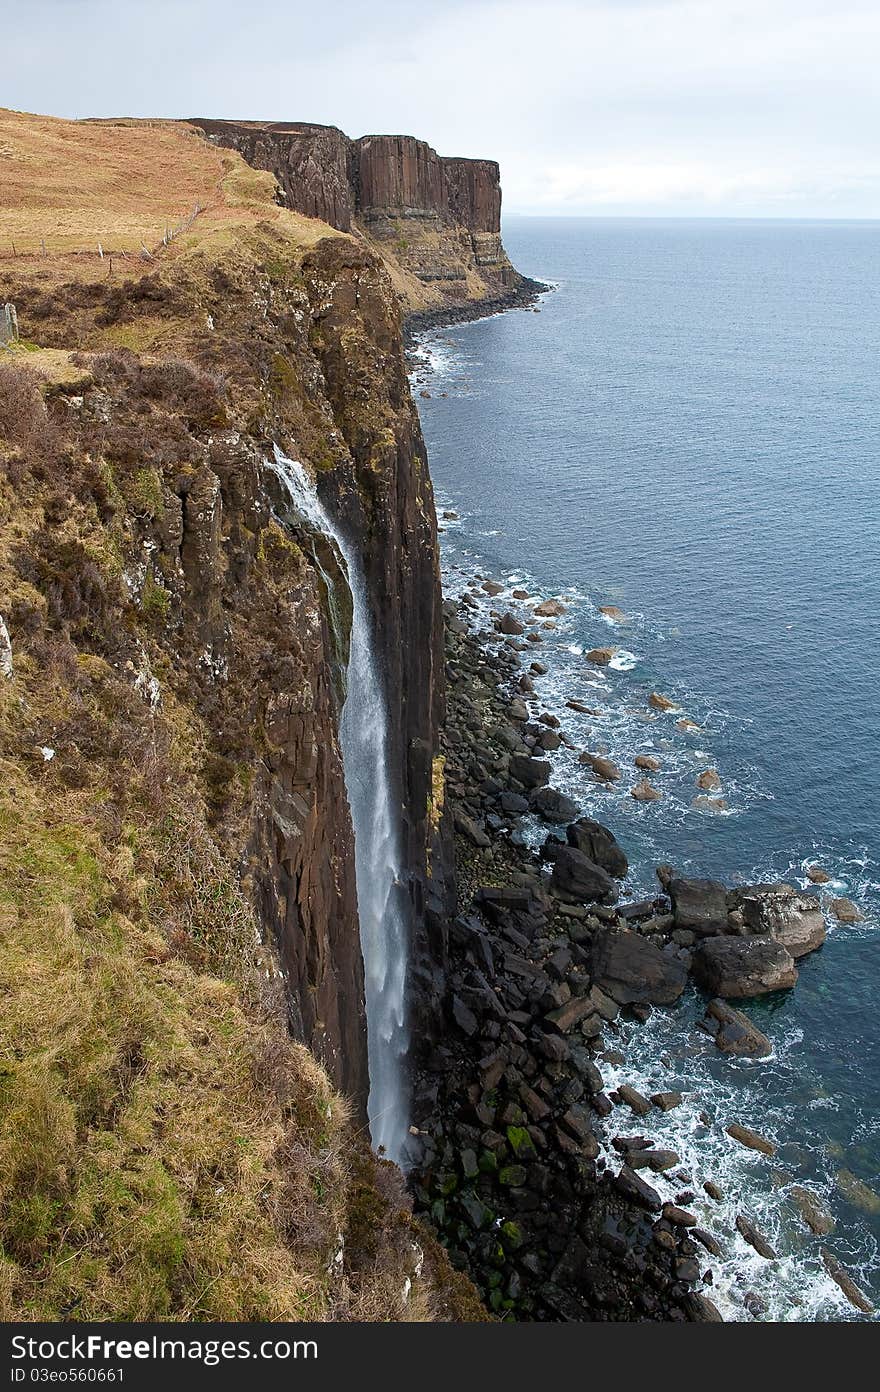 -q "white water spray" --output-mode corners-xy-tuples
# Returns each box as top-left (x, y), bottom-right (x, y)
(268, 447), (410, 1163)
